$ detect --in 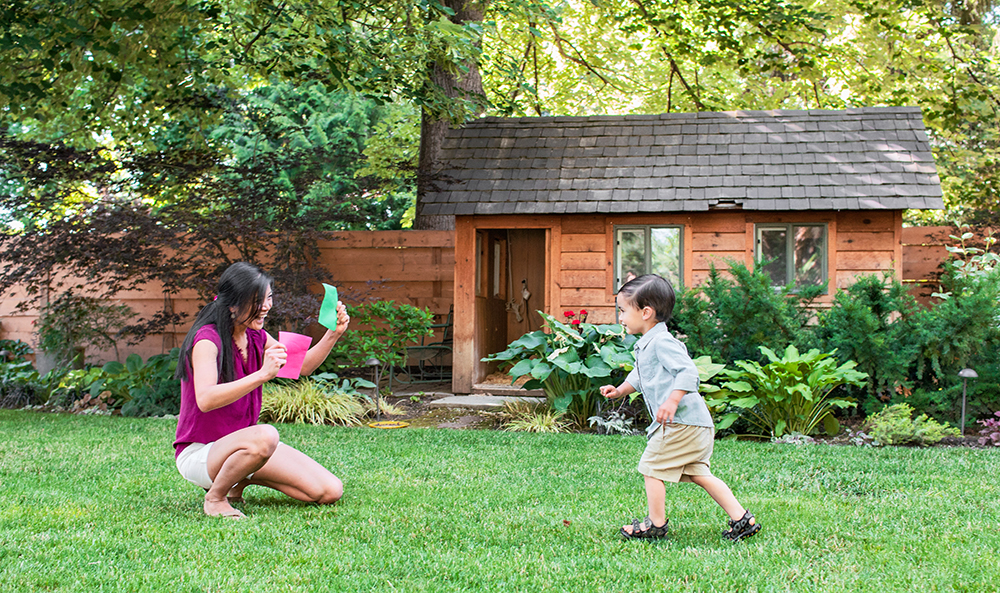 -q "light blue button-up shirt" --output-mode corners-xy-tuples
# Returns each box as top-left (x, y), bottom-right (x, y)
(624, 322), (714, 438)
